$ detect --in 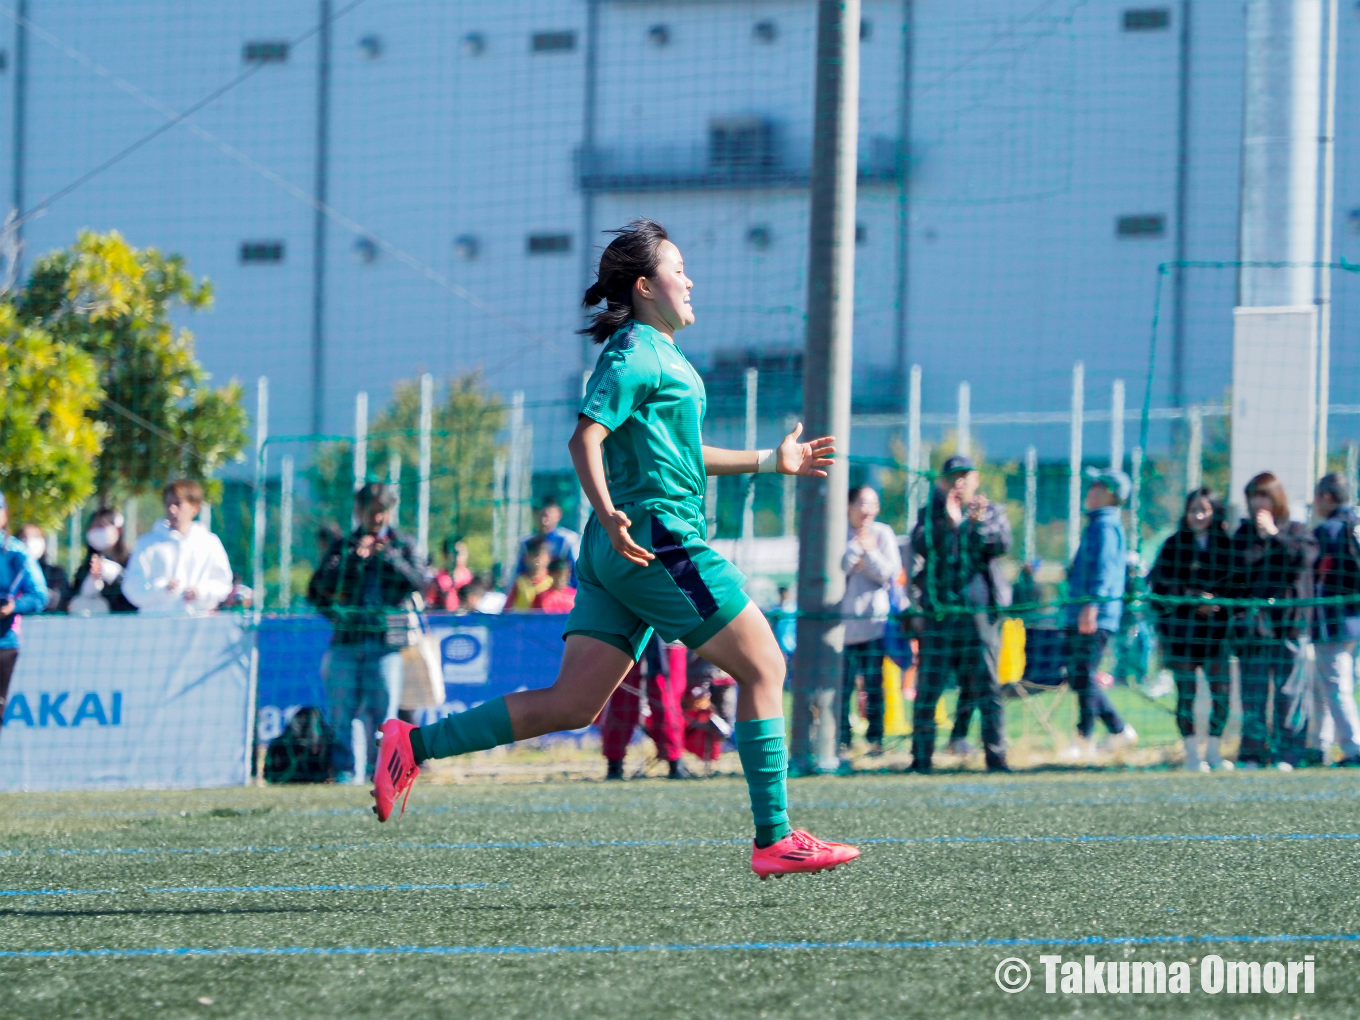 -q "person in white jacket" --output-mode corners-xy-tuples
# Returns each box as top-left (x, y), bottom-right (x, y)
(839, 486), (903, 757)
(123, 480), (233, 615)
